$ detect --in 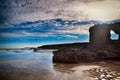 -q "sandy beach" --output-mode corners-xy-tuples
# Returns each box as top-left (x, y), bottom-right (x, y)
(0, 50), (120, 80)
